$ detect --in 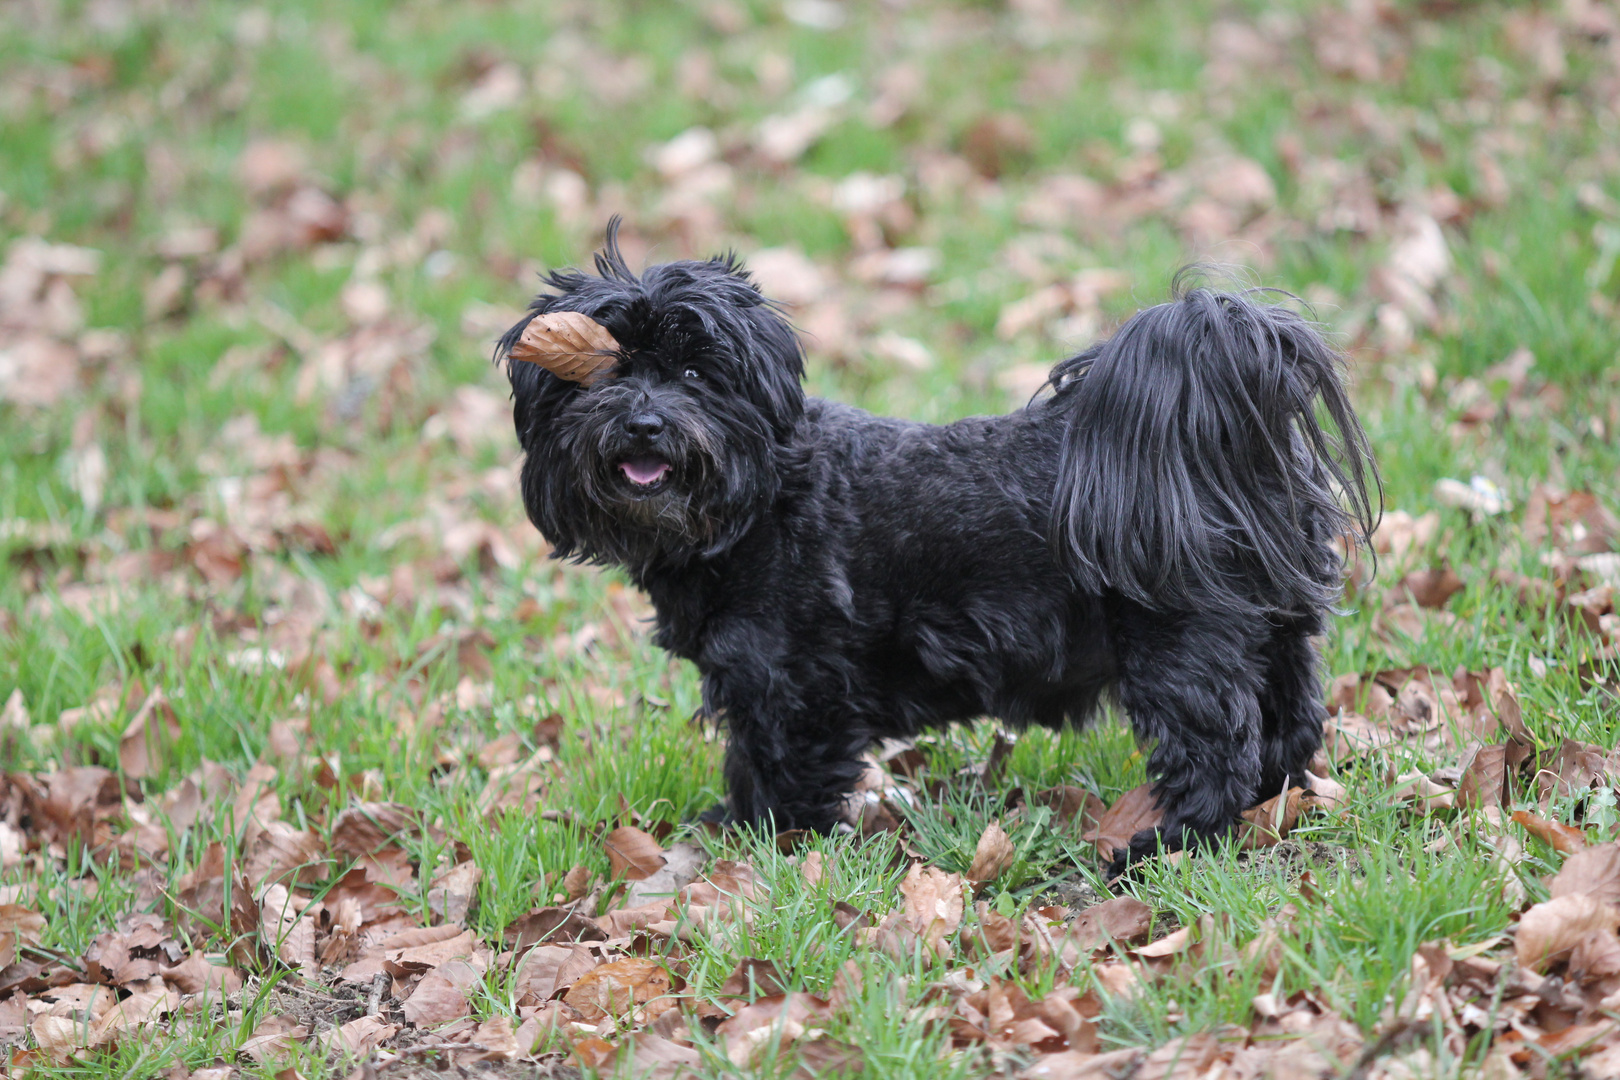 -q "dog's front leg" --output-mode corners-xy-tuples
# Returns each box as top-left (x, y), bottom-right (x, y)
(1109, 605), (1265, 877)
(699, 623), (866, 833)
